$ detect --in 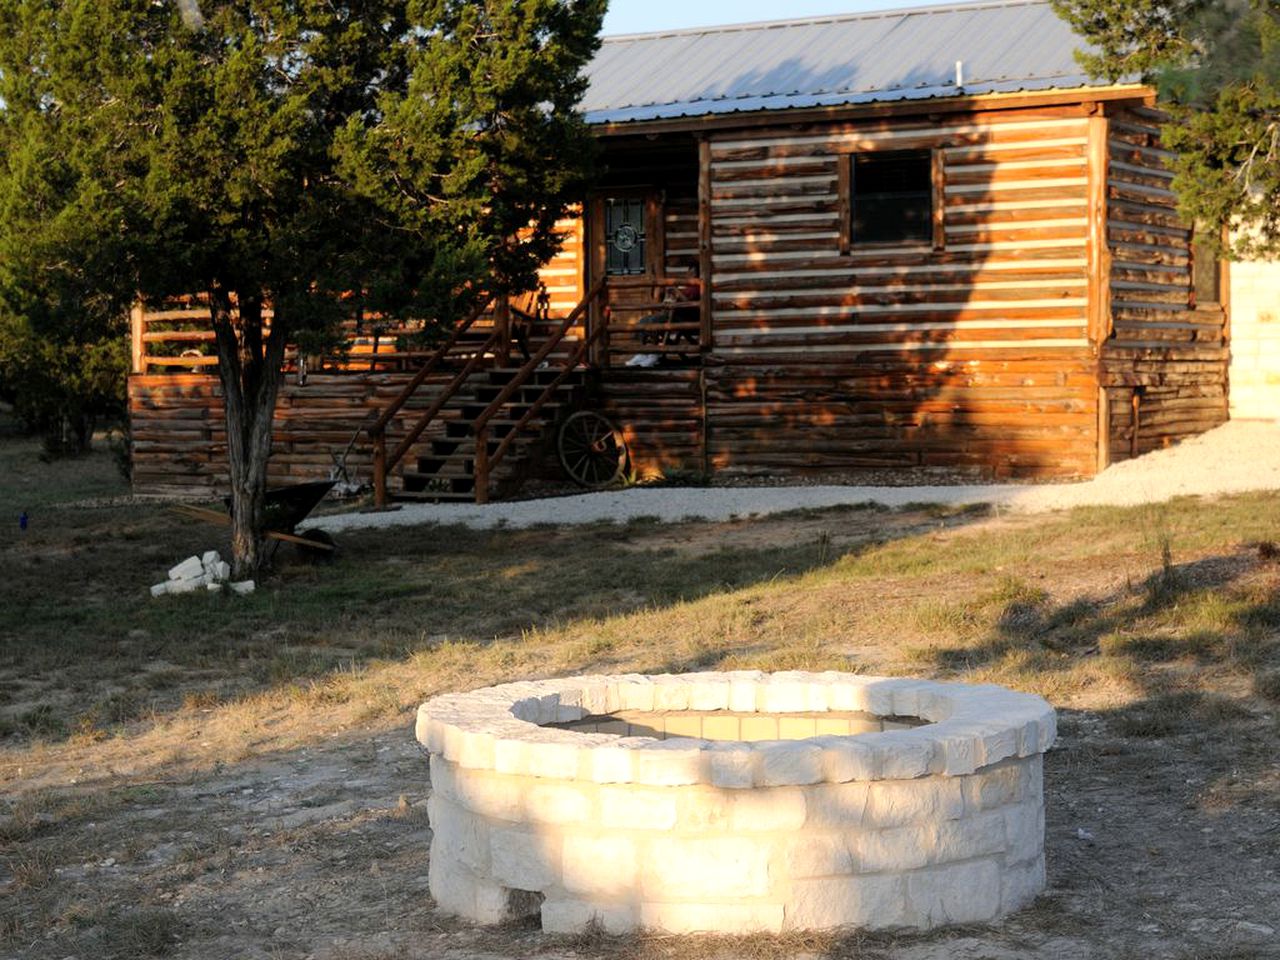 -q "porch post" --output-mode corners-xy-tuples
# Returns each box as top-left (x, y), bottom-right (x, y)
(697, 136), (713, 352)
